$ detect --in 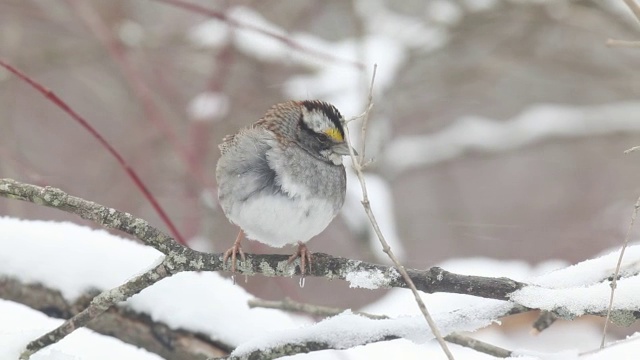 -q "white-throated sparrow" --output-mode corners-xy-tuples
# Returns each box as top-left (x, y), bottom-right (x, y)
(216, 100), (350, 276)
